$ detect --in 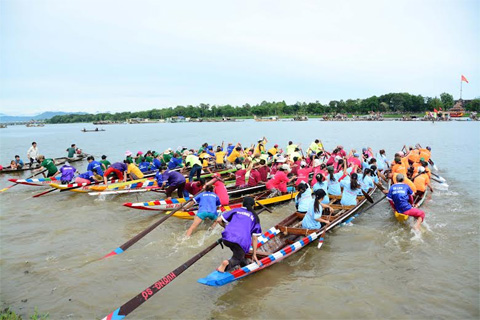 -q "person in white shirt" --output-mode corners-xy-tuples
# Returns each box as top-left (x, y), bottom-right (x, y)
(27, 142), (39, 166)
